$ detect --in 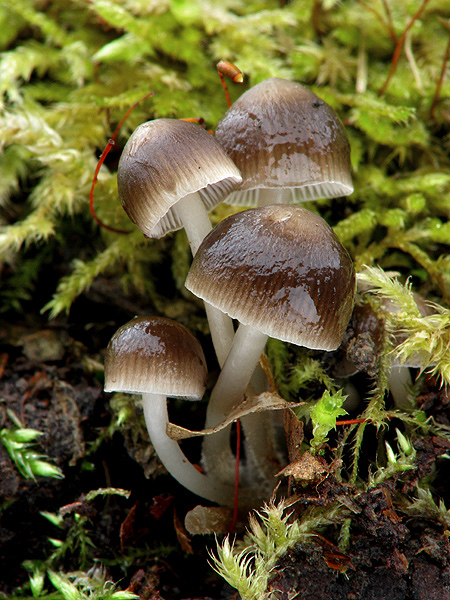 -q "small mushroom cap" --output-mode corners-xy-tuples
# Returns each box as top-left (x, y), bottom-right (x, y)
(104, 316), (207, 399)
(214, 78), (353, 205)
(185, 205), (355, 351)
(117, 119), (242, 238)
